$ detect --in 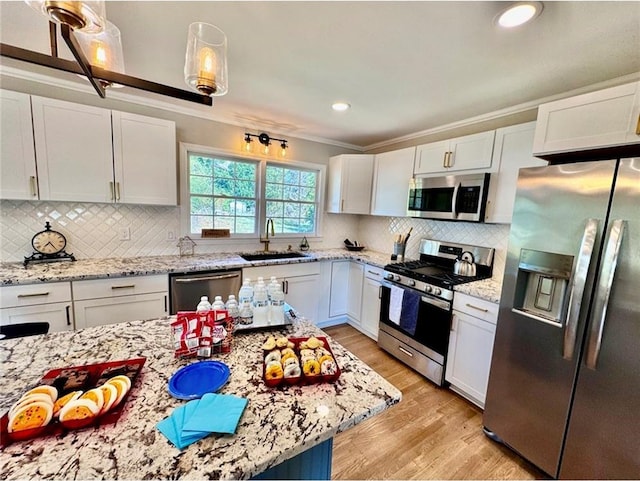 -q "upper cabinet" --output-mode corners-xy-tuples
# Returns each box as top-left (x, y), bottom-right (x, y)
(533, 81), (640, 157)
(0, 90), (177, 206)
(414, 131), (495, 175)
(326, 154), (374, 214)
(0, 90), (38, 200)
(484, 122), (547, 224)
(112, 111), (177, 205)
(32, 96), (114, 203)
(370, 147), (415, 217)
